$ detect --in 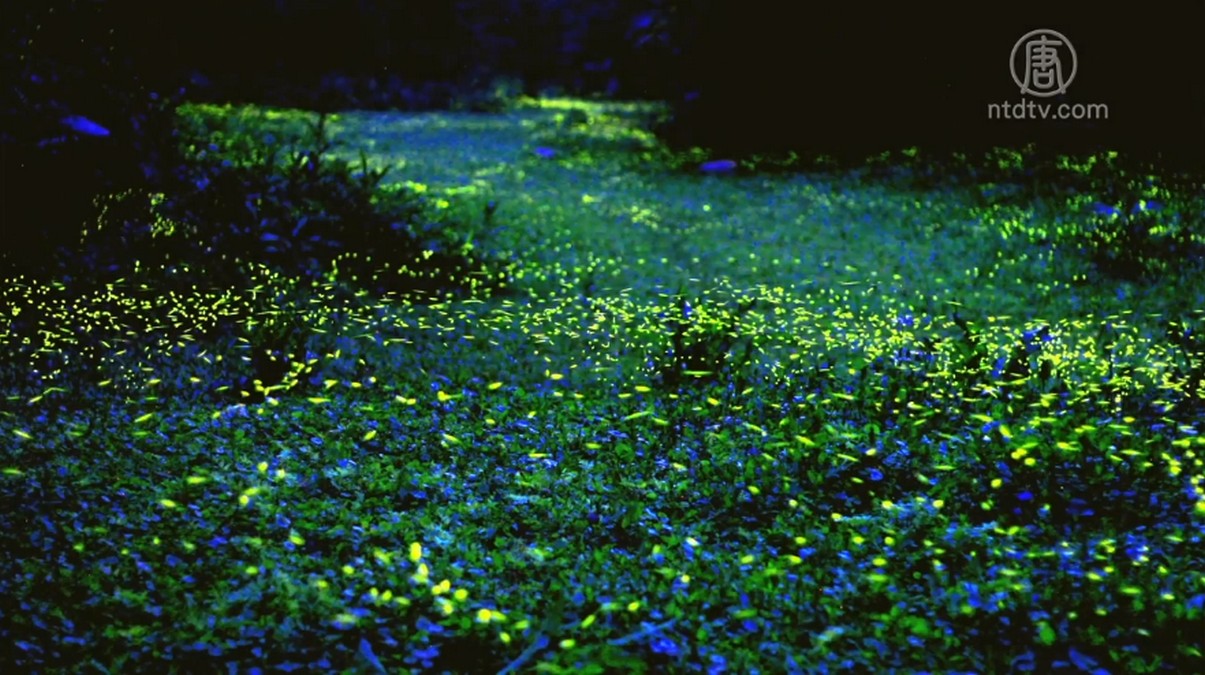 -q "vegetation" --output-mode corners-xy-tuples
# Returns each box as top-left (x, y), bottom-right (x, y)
(1, 99), (1203, 673)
